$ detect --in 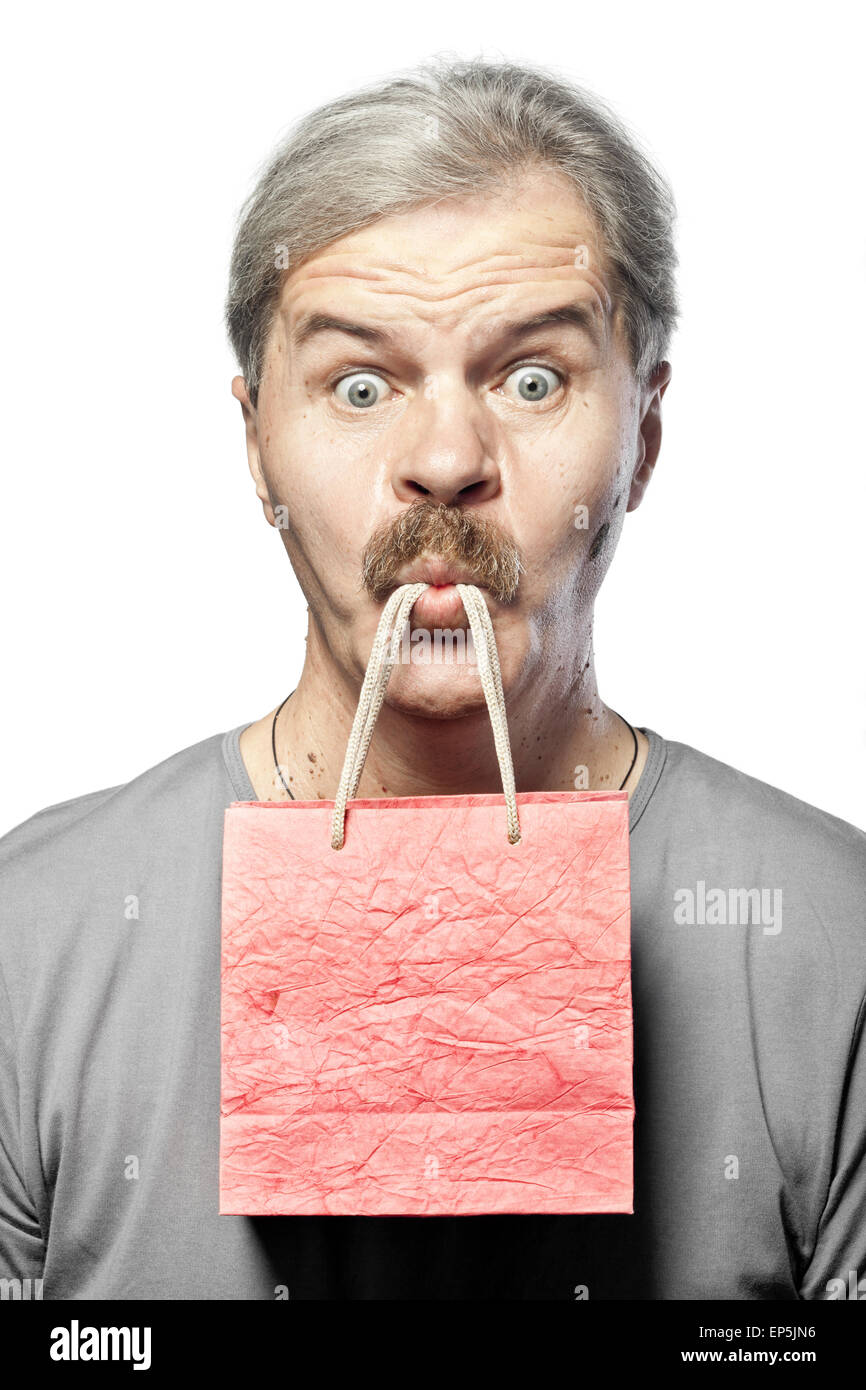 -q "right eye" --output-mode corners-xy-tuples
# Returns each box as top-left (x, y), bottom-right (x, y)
(333, 372), (391, 409)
